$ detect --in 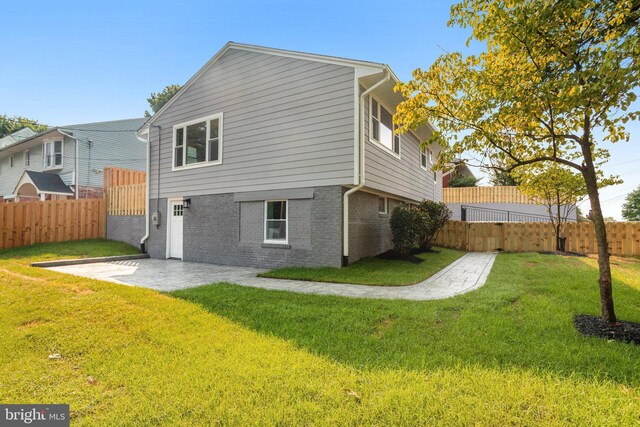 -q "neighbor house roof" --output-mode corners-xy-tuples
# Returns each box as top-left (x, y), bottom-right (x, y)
(14, 171), (74, 195)
(0, 118), (147, 155)
(0, 128), (37, 149)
